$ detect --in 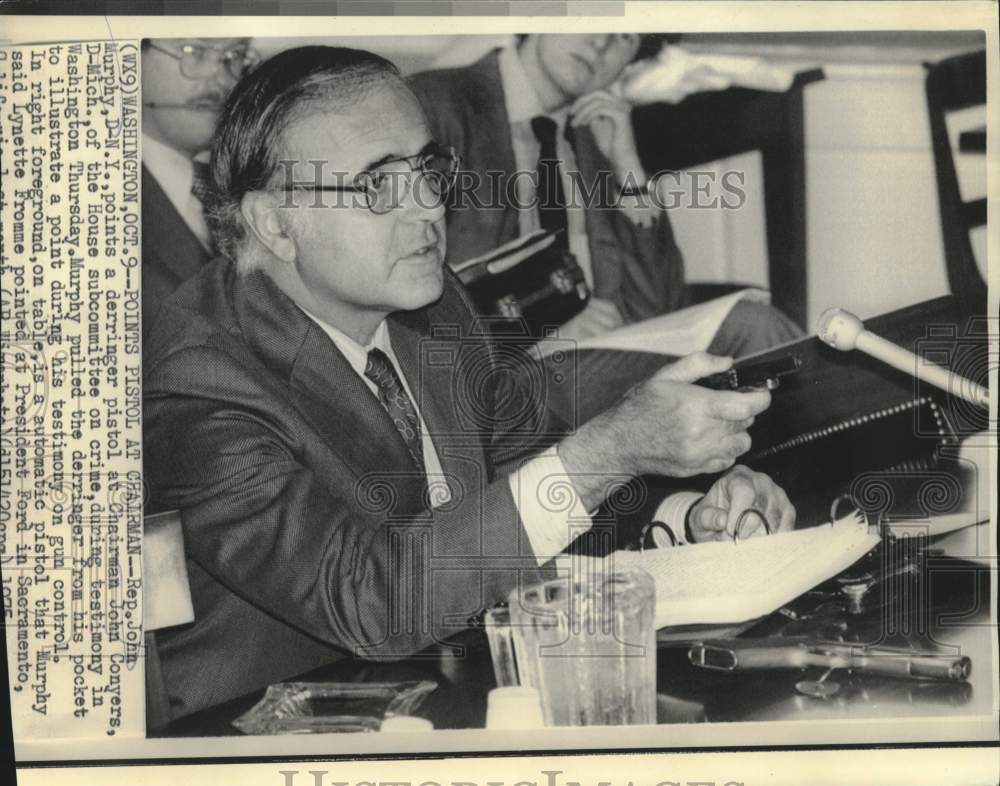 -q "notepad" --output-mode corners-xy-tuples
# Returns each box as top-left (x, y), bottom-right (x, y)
(555, 516), (880, 630)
